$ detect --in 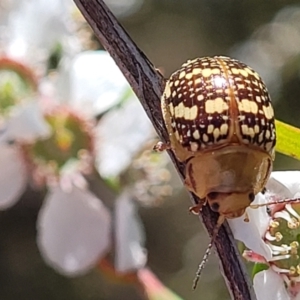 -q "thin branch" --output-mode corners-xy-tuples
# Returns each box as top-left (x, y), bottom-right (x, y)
(73, 1), (256, 299)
